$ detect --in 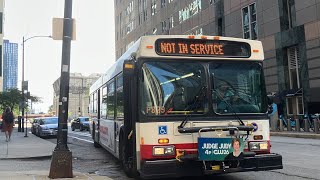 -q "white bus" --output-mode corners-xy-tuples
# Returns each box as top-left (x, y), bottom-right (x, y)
(89, 35), (283, 179)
